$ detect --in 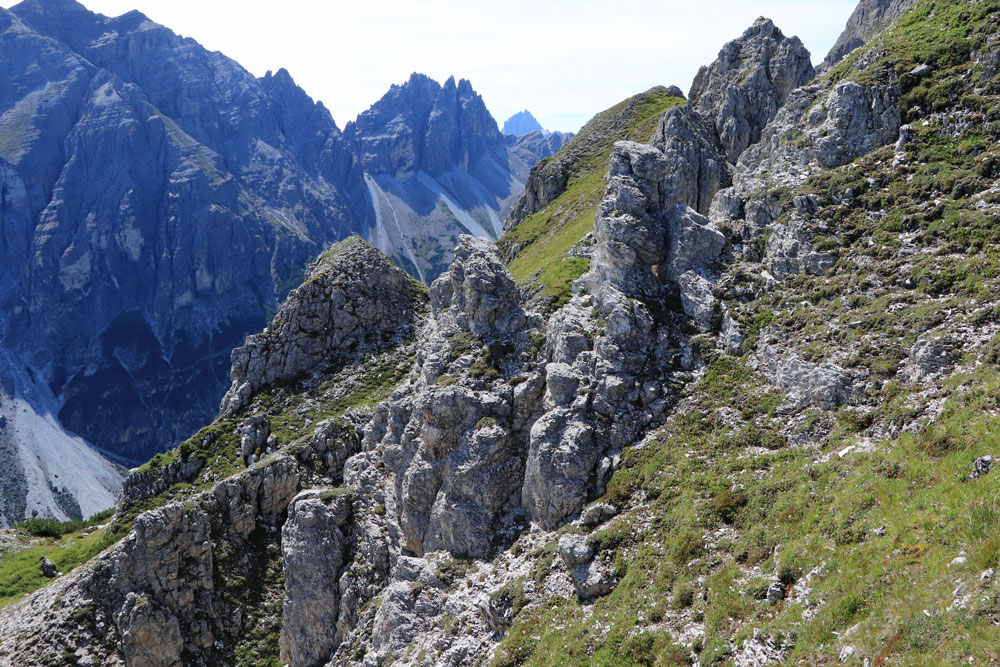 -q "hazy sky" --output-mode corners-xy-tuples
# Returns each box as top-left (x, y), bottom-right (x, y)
(3, 0), (860, 132)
